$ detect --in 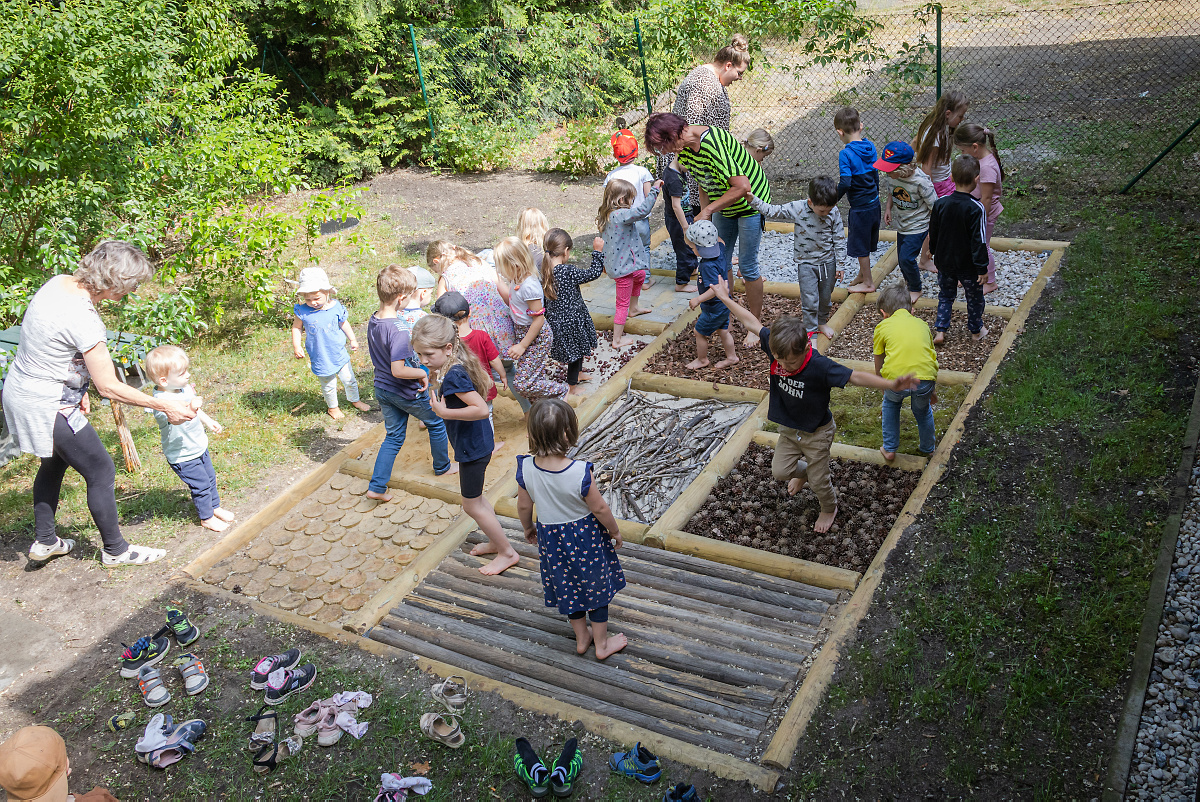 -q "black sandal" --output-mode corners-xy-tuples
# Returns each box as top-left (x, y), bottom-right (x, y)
(252, 735), (303, 773)
(245, 705), (277, 752)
